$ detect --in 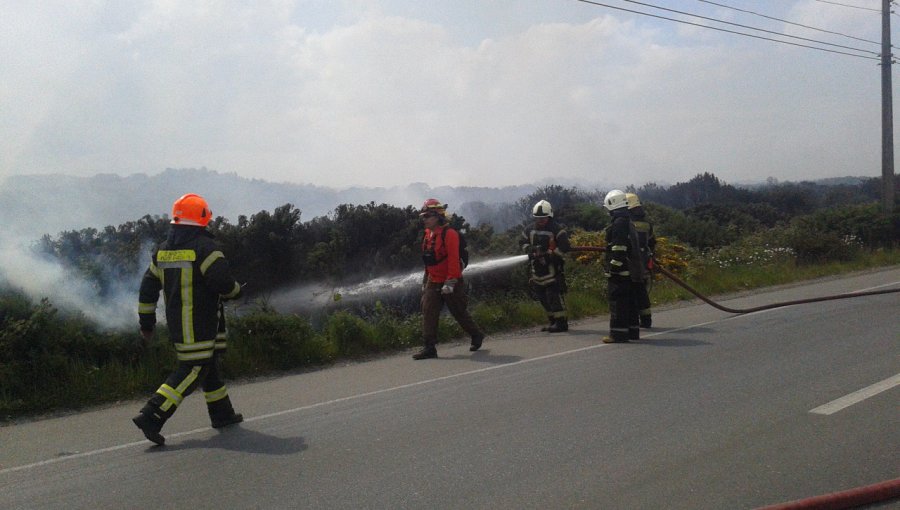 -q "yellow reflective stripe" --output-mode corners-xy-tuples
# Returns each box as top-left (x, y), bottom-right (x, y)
(138, 302), (156, 314)
(215, 341), (227, 351)
(149, 261), (162, 279)
(175, 366), (203, 395)
(157, 384), (184, 407)
(177, 350), (214, 361)
(158, 250), (197, 263)
(222, 281), (241, 299)
(175, 340), (216, 352)
(610, 260), (623, 266)
(200, 251), (224, 275)
(611, 245), (628, 251)
(204, 386), (228, 404)
(174, 341), (215, 363)
(181, 266), (194, 344)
